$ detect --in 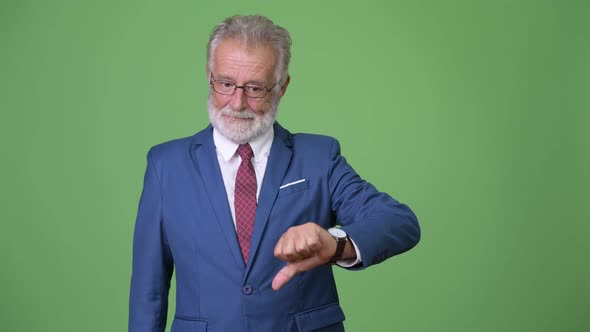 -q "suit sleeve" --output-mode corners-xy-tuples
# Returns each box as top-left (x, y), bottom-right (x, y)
(129, 149), (174, 332)
(328, 139), (420, 270)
